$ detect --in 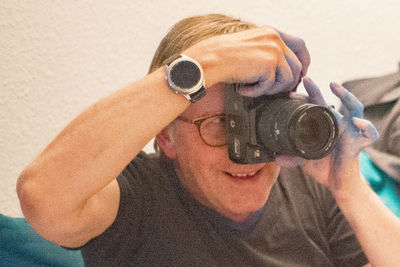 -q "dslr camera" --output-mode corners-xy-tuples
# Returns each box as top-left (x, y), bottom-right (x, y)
(225, 84), (339, 164)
